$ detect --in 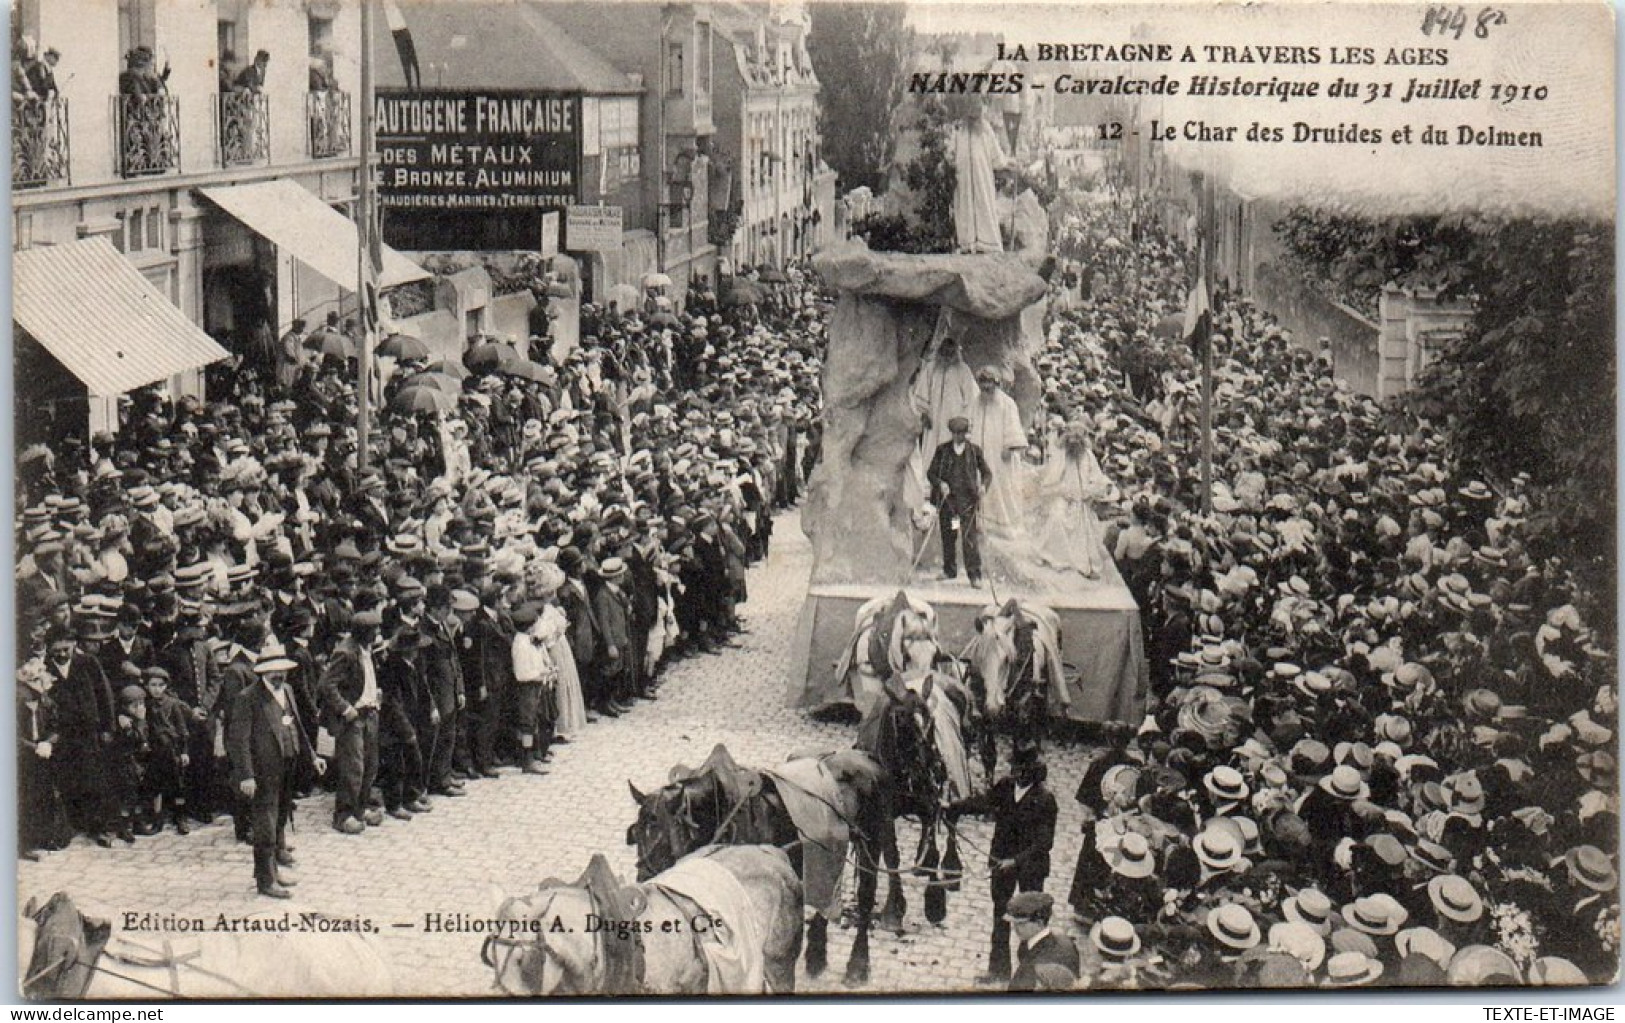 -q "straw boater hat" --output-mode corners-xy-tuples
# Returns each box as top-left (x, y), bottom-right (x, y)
(1283, 888), (1335, 934)
(1091, 916), (1142, 961)
(1206, 904), (1262, 952)
(1204, 765), (1249, 804)
(1324, 950), (1384, 987)
(1105, 832), (1156, 880)
(1564, 845), (1618, 892)
(1341, 894), (1408, 936)
(1268, 921), (1327, 973)
(1318, 764), (1369, 801)
(1193, 827), (1247, 873)
(1427, 874), (1485, 923)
